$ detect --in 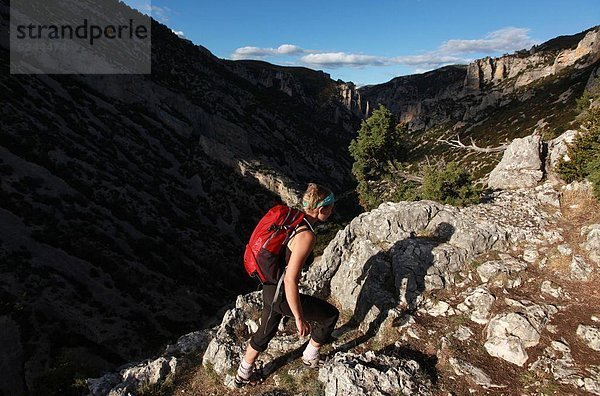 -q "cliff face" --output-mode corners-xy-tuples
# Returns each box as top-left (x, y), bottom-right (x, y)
(359, 65), (468, 128)
(0, 0), (363, 393)
(464, 28), (600, 92)
(359, 27), (600, 178)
